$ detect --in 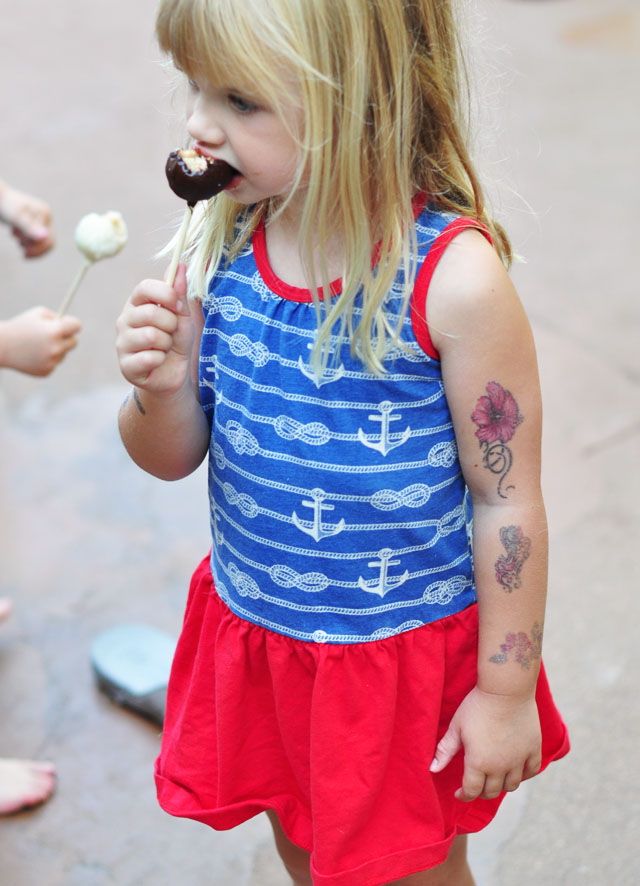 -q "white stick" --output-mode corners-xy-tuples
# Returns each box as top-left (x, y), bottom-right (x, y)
(166, 206), (193, 287)
(58, 258), (93, 317)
